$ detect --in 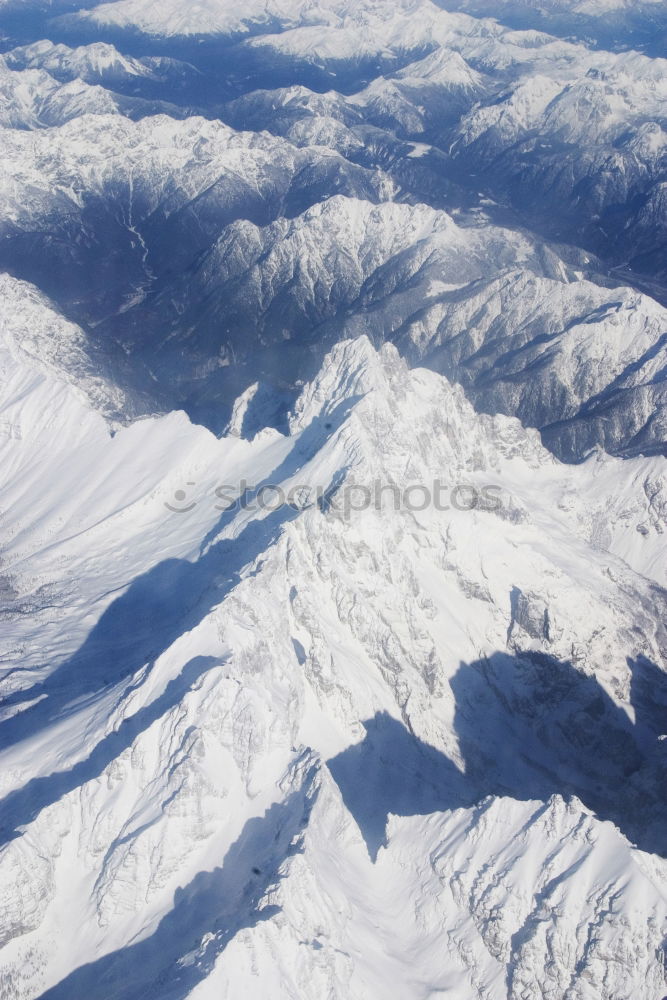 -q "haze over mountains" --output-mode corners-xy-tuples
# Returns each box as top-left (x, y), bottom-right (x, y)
(0, 1), (665, 998)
